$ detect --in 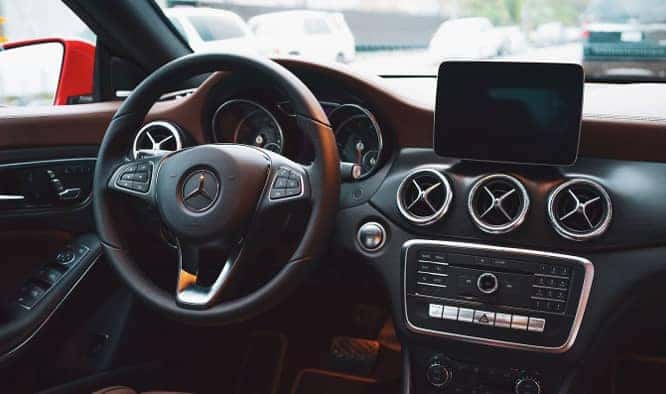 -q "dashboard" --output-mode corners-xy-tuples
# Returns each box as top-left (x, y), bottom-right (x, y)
(117, 59), (666, 394)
